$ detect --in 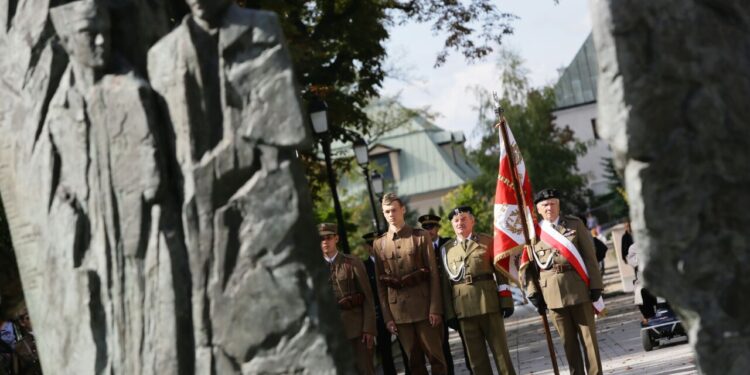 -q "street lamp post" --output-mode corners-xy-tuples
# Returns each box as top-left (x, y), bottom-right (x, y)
(353, 138), (380, 233)
(371, 171), (384, 231)
(310, 100), (351, 254)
